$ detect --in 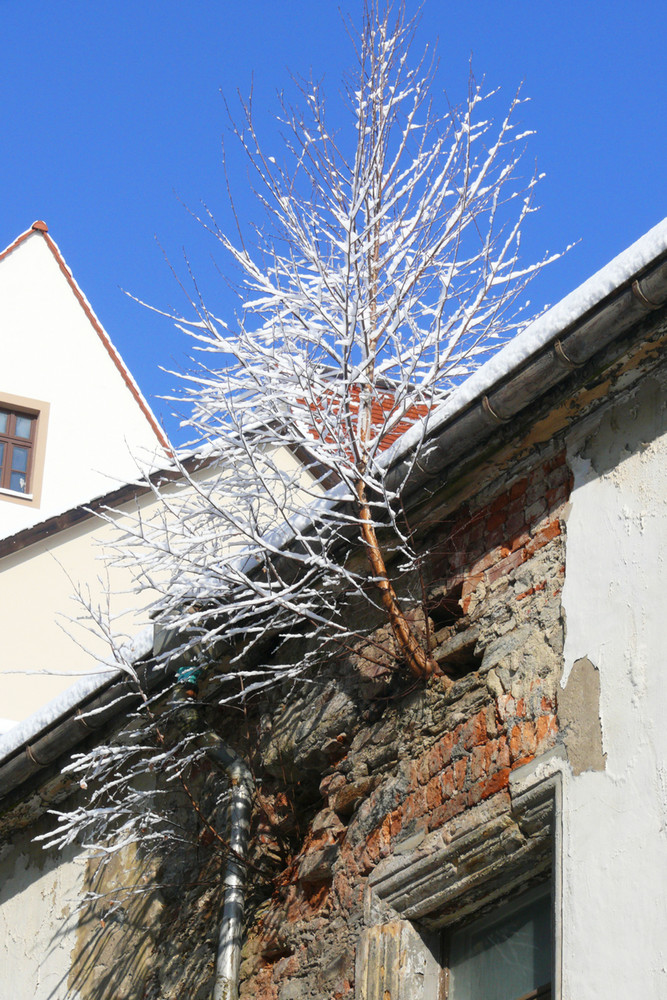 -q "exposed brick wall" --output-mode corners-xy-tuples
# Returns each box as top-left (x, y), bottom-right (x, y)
(25, 444), (570, 1000)
(431, 448), (571, 598)
(235, 447), (571, 1000)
